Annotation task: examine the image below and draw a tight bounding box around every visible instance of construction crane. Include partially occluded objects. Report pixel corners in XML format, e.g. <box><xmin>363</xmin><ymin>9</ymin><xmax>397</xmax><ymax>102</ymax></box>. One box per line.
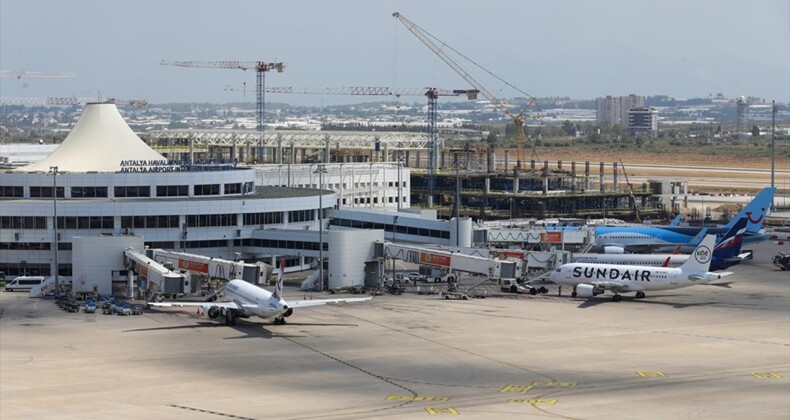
<box><xmin>393</xmin><ymin>12</ymin><xmax>536</xmax><ymax>171</ymax></box>
<box><xmin>226</xmin><ymin>85</ymin><xmax>479</xmax><ymax>207</ymax></box>
<box><xmin>160</xmin><ymin>60</ymin><xmax>284</xmax><ymax>132</ymax></box>
<box><xmin>0</xmin><ymin>70</ymin><xmax>76</xmax><ymax>79</ymax></box>
<box><xmin>0</xmin><ymin>97</ymin><xmax>147</xmax><ymax>107</ymax></box>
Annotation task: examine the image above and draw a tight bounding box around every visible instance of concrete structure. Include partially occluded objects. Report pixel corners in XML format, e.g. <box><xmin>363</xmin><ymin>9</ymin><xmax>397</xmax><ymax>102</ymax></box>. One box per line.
<box><xmin>327</xmin><ymin>229</ymin><xmax>384</xmax><ymax>289</ymax></box>
<box><xmin>71</xmin><ymin>235</ymin><xmax>144</xmax><ymax>296</ymax></box>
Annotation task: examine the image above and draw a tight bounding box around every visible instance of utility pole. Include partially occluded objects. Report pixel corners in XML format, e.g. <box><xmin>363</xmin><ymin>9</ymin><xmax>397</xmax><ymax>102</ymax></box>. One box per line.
<box><xmin>771</xmin><ymin>100</ymin><xmax>777</xmax><ymax>210</ymax></box>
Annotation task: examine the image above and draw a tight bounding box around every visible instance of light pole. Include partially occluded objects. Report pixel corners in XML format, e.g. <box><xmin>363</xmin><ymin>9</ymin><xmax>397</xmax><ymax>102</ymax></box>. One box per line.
<box><xmin>49</xmin><ymin>166</ymin><xmax>59</xmax><ymax>296</ymax></box>
<box><xmin>314</xmin><ymin>164</ymin><xmax>327</xmax><ymax>290</ymax></box>
<box><xmin>455</xmin><ymin>161</ymin><xmax>460</xmax><ymax>246</ymax></box>
<box><xmin>396</xmin><ymin>151</ymin><xmax>404</xmax><ymax>212</ymax></box>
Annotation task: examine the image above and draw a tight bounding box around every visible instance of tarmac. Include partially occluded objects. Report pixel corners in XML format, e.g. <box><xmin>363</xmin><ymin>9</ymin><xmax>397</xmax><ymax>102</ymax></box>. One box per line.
<box><xmin>1</xmin><ymin>240</ymin><xmax>788</xmax><ymax>419</ymax></box>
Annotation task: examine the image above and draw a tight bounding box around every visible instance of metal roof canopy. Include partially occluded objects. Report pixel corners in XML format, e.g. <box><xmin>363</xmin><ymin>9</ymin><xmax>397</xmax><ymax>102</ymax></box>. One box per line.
<box><xmin>143</xmin><ymin>129</ymin><xmax>431</xmax><ymax>151</ymax></box>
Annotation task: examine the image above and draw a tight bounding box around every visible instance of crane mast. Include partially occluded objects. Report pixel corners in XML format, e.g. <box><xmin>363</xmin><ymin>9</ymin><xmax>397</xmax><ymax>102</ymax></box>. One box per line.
<box><xmin>160</xmin><ymin>60</ymin><xmax>284</xmax><ymax>131</ymax></box>
<box><xmin>393</xmin><ymin>12</ymin><xmax>532</xmax><ymax>170</ymax></box>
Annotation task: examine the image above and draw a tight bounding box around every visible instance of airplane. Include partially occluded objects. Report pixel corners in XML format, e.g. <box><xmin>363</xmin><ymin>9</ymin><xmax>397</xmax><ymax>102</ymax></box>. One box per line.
<box><xmin>582</xmin><ymin>187</ymin><xmax>775</xmax><ymax>253</ymax></box>
<box><xmin>147</xmin><ymin>259</ymin><xmax>373</xmax><ymax>326</ymax></box>
<box><xmin>549</xmin><ymin>234</ymin><xmax>731</xmax><ymax>302</ymax></box>
<box><xmin>573</xmin><ymin>217</ymin><xmax>749</xmax><ymax>271</ymax></box>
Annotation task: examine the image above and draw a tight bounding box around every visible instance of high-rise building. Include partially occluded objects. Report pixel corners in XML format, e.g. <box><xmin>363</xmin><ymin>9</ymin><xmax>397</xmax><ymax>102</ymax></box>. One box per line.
<box><xmin>597</xmin><ymin>94</ymin><xmax>645</xmax><ymax>125</ymax></box>
<box><xmin>628</xmin><ymin>107</ymin><xmax>658</xmax><ymax>138</ymax></box>
<box><xmin>736</xmin><ymin>96</ymin><xmax>748</xmax><ymax>140</ymax></box>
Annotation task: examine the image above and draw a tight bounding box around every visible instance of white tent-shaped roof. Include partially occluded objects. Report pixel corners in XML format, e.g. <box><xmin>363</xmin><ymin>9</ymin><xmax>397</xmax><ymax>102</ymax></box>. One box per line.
<box><xmin>16</xmin><ymin>102</ymin><xmax>166</xmax><ymax>173</ymax></box>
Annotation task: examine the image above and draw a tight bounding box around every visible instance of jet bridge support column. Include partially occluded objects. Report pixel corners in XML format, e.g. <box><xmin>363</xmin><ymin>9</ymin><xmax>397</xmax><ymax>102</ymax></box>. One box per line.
<box><xmin>584</xmin><ymin>161</ymin><xmax>591</xmax><ymax>191</ymax></box>
<box><xmin>599</xmin><ymin>162</ymin><xmax>605</xmax><ymax>192</ymax></box>
<box><xmin>571</xmin><ymin>161</ymin><xmax>577</xmax><ymax>192</ymax></box>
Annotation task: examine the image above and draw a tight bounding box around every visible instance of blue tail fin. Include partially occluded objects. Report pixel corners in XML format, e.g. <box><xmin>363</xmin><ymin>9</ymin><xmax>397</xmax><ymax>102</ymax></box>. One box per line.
<box><xmin>726</xmin><ymin>187</ymin><xmax>775</xmax><ymax>234</ymax></box>
<box><xmin>688</xmin><ymin>228</ymin><xmax>708</xmax><ymax>247</ymax></box>
<box><xmin>668</xmin><ymin>214</ymin><xmax>682</xmax><ymax>227</ymax></box>
<box><xmin>714</xmin><ymin>217</ymin><xmax>747</xmax><ymax>258</ymax></box>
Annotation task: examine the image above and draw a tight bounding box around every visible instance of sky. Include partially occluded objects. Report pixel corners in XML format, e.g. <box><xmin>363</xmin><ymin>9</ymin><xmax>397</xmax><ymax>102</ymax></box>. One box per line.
<box><xmin>1</xmin><ymin>0</ymin><xmax>788</xmax><ymax>106</ymax></box>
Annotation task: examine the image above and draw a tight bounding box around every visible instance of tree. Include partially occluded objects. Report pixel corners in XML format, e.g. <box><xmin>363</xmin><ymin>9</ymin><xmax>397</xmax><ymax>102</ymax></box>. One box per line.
<box><xmin>751</xmin><ymin>125</ymin><xmax>760</xmax><ymax>137</ymax></box>
<box><xmin>561</xmin><ymin>120</ymin><xmax>576</xmax><ymax>136</ymax></box>
<box><xmin>485</xmin><ymin>127</ymin><xmax>499</xmax><ymax>144</ymax></box>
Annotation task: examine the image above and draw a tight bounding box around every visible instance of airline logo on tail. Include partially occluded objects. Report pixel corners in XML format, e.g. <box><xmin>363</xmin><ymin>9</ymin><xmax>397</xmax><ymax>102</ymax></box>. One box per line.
<box><xmin>694</xmin><ymin>245</ymin><xmax>711</xmax><ymax>264</ymax></box>
<box><xmin>273</xmin><ymin>258</ymin><xmax>285</xmax><ymax>300</ymax></box>
<box><xmin>745</xmin><ymin>210</ymin><xmax>764</xmax><ymax>225</ymax></box>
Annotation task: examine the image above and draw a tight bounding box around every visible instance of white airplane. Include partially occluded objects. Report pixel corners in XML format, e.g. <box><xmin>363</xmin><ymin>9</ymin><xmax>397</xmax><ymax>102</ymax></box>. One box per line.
<box><xmin>549</xmin><ymin>234</ymin><xmax>731</xmax><ymax>302</ymax></box>
<box><xmin>148</xmin><ymin>260</ymin><xmax>373</xmax><ymax>325</ymax></box>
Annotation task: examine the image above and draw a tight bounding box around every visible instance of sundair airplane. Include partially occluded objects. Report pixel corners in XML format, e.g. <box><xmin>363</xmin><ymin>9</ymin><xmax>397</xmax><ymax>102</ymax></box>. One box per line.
<box><xmin>549</xmin><ymin>234</ymin><xmax>730</xmax><ymax>301</ymax></box>
<box><xmin>147</xmin><ymin>260</ymin><xmax>372</xmax><ymax>325</ymax></box>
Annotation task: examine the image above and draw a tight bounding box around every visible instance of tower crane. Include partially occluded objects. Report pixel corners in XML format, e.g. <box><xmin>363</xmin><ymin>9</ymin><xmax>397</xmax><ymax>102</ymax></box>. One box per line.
<box><xmin>160</xmin><ymin>60</ymin><xmax>284</xmax><ymax>132</ymax></box>
<box><xmin>0</xmin><ymin>96</ymin><xmax>147</xmax><ymax>107</ymax></box>
<box><xmin>225</xmin><ymin>85</ymin><xmax>479</xmax><ymax>207</ymax></box>
<box><xmin>393</xmin><ymin>12</ymin><xmax>536</xmax><ymax>170</ymax></box>
<box><xmin>1</xmin><ymin>70</ymin><xmax>76</xmax><ymax>79</ymax></box>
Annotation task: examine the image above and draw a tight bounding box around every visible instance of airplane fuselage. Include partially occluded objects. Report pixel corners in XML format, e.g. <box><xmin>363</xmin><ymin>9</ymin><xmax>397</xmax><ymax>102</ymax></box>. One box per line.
<box><xmin>550</xmin><ymin>263</ymin><xmax>704</xmax><ymax>292</ymax></box>
<box><xmin>223</xmin><ymin>280</ymin><xmax>288</xmax><ymax>320</ymax></box>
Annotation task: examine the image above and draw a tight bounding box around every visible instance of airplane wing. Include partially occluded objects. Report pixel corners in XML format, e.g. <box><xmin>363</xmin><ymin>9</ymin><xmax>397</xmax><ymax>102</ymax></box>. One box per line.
<box><xmin>286</xmin><ymin>296</ymin><xmax>373</xmax><ymax>308</ymax></box>
<box><xmin>147</xmin><ymin>301</ymin><xmax>242</xmax><ymax>310</ymax></box>
<box><xmin>590</xmin><ymin>280</ymin><xmax>644</xmax><ymax>292</ymax></box>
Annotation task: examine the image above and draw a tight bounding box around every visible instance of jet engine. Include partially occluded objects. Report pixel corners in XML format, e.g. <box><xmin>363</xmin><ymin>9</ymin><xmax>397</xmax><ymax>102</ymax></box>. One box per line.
<box><xmin>207</xmin><ymin>306</ymin><xmax>221</xmax><ymax>319</ymax></box>
<box><xmin>603</xmin><ymin>246</ymin><xmax>625</xmax><ymax>254</ymax></box>
<box><xmin>575</xmin><ymin>283</ymin><xmax>604</xmax><ymax>297</ymax></box>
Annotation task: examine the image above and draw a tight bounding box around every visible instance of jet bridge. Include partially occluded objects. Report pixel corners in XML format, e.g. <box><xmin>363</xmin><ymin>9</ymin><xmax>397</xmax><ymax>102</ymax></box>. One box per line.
<box><xmin>376</xmin><ymin>242</ymin><xmax>520</xmax><ymax>280</ymax></box>
<box><xmin>146</xmin><ymin>249</ymin><xmax>273</xmax><ymax>286</ymax></box>
<box><xmin>124</xmin><ymin>249</ymin><xmax>185</xmax><ymax>298</ymax></box>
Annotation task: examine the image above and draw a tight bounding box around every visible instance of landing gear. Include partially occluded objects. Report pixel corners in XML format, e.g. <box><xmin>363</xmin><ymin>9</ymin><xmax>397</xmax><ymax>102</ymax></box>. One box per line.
<box><xmin>529</xmin><ymin>287</ymin><xmax>538</xmax><ymax>295</ymax></box>
<box><xmin>571</xmin><ymin>291</ymin><xmax>578</xmax><ymax>298</ymax></box>
<box><xmin>538</xmin><ymin>286</ymin><xmax>548</xmax><ymax>294</ymax></box>
<box><xmin>274</xmin><ymin>317</ymin><xmax>286</xmax><ymax>325</ymax></box>
<box><xmin>635</xmin><ymin>291</ymin><xmax>646</xmax><ymax>299</ymax></box>
<box><xmin>612</xmin><ymin>294</ymin><xmax>622</xmax><ymax>302</ymax></box>
<box><xmin>225</xmin><ymin>312</ymin><xmax>237</xmax><ymax>326</ymax></box>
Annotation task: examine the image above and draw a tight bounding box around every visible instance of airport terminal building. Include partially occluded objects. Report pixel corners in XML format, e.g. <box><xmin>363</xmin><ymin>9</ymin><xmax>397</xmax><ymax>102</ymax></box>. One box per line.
<box><xmin>0</xmin><ymin>103</ymin><xmax>334</xmax><ymax>280</ymax></box>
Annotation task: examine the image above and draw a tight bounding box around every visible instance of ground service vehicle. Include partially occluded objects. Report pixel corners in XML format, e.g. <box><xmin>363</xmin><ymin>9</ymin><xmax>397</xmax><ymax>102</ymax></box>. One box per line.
<box><xmin>773</xmin><ymin>252</ymin><xmax>789</xmax><ymax>271</ymax></box>
<box><xmin>4</xmin><ymin>276</ymin><xmax>45</xmax><ymax>292</ymax></box>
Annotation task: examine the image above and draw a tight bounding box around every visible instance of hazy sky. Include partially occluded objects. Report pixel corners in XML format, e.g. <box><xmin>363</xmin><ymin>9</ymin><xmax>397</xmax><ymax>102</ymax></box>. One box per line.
<box><xmin>1</xmin><ymin>0</ymin><xmax>788</xmax><ymax>105</ymax></box>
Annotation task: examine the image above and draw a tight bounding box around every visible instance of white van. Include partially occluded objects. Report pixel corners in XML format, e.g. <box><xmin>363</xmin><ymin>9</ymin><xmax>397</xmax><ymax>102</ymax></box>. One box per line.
<box><xmin>5</xmin><ymin>276</ymin><xmax>45</xmax><ymax>292</ymax></box>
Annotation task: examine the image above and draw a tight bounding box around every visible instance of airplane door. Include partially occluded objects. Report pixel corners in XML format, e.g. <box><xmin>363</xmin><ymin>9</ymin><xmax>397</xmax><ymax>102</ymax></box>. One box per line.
<box><xmin>670</xmin><ymin>272</ymin><xmax>678</xmax><ymax>284</ymax></box>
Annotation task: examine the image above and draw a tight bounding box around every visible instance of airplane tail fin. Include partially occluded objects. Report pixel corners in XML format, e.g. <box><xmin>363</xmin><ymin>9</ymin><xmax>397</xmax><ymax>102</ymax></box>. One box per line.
<box><xmin>727</xmin><ymin>187</ymin><xmax>775</xmax><ymax>233</ymax></box>
<box><xmin>713</xmin><ymin>217</ymin><xmax>747</xmax><ymax>258</ymax></box>
<box><xmin>688</xmin><ymin>228</ymin><xmax>708</xmax><ymax>247</ymax></box>
<box><xmin>680</xmin><ymin>234</ymin><xmax>716</xmax><ymax>273</ymax></box>
<box><xmin>668</xmin><ymin>214</ymin><xmax>682</xmax><ymax>227</ymax></box>
<box><xmin>273</xmin><ymin>257</ymin><xmax>285</xmax><ymax>300</ymax></box>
